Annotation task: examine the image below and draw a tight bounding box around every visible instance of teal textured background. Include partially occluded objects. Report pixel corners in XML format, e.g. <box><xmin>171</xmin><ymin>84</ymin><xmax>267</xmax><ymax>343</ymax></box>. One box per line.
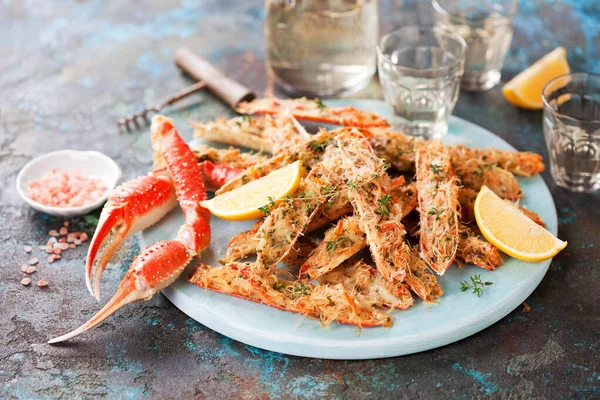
<box><xmin>0</xmin><ymin>0</ymin><xmax>598</xmax><ymax>398</ymax></box>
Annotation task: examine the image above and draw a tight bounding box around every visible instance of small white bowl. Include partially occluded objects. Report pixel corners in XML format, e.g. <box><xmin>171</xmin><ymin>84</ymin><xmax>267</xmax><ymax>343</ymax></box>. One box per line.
<box><xmin>16</xmin><ymin>150</ymin><xmax>122</xmax><ymax>217</ymax></box>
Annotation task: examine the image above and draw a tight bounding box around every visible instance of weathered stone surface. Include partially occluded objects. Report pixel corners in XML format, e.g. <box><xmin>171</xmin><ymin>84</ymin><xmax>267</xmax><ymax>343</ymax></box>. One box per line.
<box><xmin>1</xmin><ymin>0</ymin><xmax>598</xmax><ymax>398</ymax></box>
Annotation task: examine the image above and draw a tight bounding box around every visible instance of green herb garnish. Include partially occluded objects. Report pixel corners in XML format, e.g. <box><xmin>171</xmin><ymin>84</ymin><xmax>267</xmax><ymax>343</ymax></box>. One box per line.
<box><xmin>258</xmin><ymin>196</ymin><xmax>276</xmax><ymax>215</ymax></box>
<box><xmin>460</xmin><ymin>274</ymin><xmax>493</xmax><ymax>297</ymax></box>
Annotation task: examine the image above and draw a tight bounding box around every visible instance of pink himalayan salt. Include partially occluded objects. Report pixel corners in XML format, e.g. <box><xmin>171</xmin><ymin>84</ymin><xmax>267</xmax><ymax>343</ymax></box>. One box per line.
<box><xmin>28</xmin><ymin>169</ymin><xmax>107</xmax><ymax>208</ymax></box>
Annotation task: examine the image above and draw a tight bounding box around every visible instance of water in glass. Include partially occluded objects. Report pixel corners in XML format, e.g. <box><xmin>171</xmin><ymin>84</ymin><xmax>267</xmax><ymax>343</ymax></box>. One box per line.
<box><xmin>265</xmin><ymin>0</ymin><xmax>378</xmax><ymax>97</ymax></box>
<box><xmin>378</xmin><ymin>26</ymin><xmax>465</xmax><ymax>139</ymax></box>
<box><xmin>433</xmin><ymin>0</ymin><xmax>517</xmax><ymax>91</ymax></box>
<box><xmin>543</xmin><ymin>73</ymin><xmax>600</xmax><ymax>192</ymax></box>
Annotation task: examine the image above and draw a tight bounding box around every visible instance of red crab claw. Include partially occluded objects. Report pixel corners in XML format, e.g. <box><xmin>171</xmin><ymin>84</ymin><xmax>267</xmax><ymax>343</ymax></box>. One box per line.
<box><xmin>198</xmin><ymin>160</ymin><xmax>242</xmax><ymax>191</ymax></box>
<box><xmin>85</xmin><ymin>169</ymin><xmax>177</xmax><ymax>301</ymax></box>
<box><xmin>50</xmin><ymin>116</ymin><xmax>210</xmax><ymax>343</ymax></box>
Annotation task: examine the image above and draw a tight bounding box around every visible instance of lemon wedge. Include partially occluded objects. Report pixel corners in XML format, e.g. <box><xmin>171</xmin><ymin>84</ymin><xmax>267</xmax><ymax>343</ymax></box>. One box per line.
<box><xmin>474</xmin><ymin>186</ymin><xmax>567</xmax><ymax>262</ymax></box>
<box><xmin>502</xmin><ymin>47</ymin><xmax>570</xmax><ymax>110</ymax></box>
<box><xmin>201</xmin><ymin>161</ymin><xmax>303</xmax><ymax>221</ymax></box>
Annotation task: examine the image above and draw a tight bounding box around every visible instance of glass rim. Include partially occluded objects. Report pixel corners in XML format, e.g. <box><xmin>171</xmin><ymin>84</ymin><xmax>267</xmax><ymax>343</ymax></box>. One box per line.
<box><xmin>431</xmin><ymin>0</ymin><xmax>518</xmax><ymax>22</ymax></box>
<box><xmin>542</xmin><ymin>72</ymin><xmax>600</xmax><ymax>124</ymax></box>
<box><xmin>377</xmin><ymin>25</ymin><xmax>467</xmax><ymax>74</ymax></box>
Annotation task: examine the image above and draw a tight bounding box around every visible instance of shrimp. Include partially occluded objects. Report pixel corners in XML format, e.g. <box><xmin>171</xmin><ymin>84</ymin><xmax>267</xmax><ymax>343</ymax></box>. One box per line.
<box><xmin>318</xmin><ymin>260</ymin><xmax>414</xmax><ymax>310</ymax></box>
<box><xmin>449</xmin><ymin>145</ymin><xmax>544</xmax><ymax>177</ymax></box>
<box><xmin>415</xmin><ymin>141</ymin><xmax>460</xmax><ymax>275</ymax></box>
<box><xmin>189</xmin><ymin>262</ymin><xmax>392</xmax><ymax>327</ymax></box>
<box><xmin>237</xmin><ymin>97</ymin><xmax>390</xmax><ymax>128</ymax></box>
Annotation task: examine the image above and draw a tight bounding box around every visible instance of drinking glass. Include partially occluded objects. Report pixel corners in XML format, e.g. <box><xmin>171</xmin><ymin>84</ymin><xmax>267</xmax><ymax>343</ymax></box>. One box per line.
<box><xmin>265</xmin><ymin>0</ymin><xmax>378</xmax><ymax>97</ymax></box>
<box><xmin>543</xmin><ymin>73</ymin><xmax>600</xmax><ymax>192</ymax></box>
<box><xmin>432</xmin><ymin>0</ymin><xmax>518</xmax><ymax>91</ymax></box>
<box><xmin>377</xmin><ymin>25</ymin><xmax>466</xmax><ymax>139</ymax></box>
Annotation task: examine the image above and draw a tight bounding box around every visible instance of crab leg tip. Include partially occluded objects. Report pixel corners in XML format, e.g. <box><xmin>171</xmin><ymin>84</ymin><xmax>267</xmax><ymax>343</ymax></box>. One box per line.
<box><xmin>48</xmin><ymin>276</ymin><xmax>141</xmax><ymax>344</ymax></box>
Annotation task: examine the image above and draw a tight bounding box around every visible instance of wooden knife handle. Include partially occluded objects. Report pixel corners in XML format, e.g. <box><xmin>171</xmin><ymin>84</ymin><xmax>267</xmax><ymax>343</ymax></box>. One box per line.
<box><xmin>175</xmin><ymin>47</ymin><xmax>256</xmax><ymax>109</ymax></box>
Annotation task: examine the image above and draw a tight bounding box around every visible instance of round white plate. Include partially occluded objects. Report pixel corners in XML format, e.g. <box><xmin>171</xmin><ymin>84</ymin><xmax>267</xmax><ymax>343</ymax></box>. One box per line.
<box><xmin>142</xmin><ymin>99</ymin><xmax>557</xmax><ymax>360</ymax></box>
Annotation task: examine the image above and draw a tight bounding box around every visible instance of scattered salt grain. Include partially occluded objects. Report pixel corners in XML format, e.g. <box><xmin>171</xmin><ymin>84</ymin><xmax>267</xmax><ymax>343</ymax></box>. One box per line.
<box><xmin>24</xmin><ymin>245</ymin><xmax>32</xmax><ymax>253</ymax></box>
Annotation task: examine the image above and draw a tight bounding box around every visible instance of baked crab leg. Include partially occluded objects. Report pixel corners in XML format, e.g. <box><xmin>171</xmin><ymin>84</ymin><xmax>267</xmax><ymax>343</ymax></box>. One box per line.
<box><xmin>415</xmin><ymin>141</ymin><xmax>461</xmax><ymax>275</ymax></box>
<box><xmin>236</xmin><ymin>97</ymin><xmax>391</xmax><ymax>128</ymax></box>
<box><xmin>49</xmin><ymin>116</ymin><xmax>211</xmax><ymax>343</ymax></box>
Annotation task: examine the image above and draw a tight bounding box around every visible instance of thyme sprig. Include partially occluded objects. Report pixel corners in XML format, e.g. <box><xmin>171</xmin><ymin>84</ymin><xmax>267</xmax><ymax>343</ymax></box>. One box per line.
<box><xmin>258</xmin><ymin>196</ymin><xmax>276</xmax><ymax>215</ymax></box>
<box><xmin>375</xmin><ymin>194</ymin><xmax>393</xmax><ymax>217</ymax></box>
<box><xmin>460</xmin><ymin>274</ymin><xmax>493</xmax><ymax>297</ymax></box>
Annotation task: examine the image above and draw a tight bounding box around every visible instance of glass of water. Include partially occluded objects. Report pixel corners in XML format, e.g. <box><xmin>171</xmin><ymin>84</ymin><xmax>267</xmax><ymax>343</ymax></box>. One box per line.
<box><xmin>377</xmin><ymin>25</ymin><xmax>466</xmax><ymax>139</ymax></box>
<box><xmin>265</xmin><ymin>0</ymin><xmax>378</xmax><ymax>97</ymax></box>
<box><xmin>432</xmin><ymin>0</ymin><xmax>518</xmax><ymax>91</ymax></box>
<box><xmin>543</xmin><ymin>73</ymin><xmax>600</xmax><ymax>192</ymax></box>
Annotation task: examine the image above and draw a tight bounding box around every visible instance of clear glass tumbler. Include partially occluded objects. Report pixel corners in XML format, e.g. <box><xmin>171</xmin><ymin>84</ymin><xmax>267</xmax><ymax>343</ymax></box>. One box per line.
<box><xmin>432</xmin><ymin>0</ymin><xmax>518</xmax><ymax>91</ymax></box>
<box><xmin>377</xmin><ymin>25</ymin><xmax>466</xmax><ymax>139</ymax></box>
<box><xmin>265</xmin><ymin>0</ymin><xmax>379</xmax><ymax>97</ymax></box>
<box><xmin>543</xmin><ymin>73</ymin><xmax>600</xmax><ymax>192</ymax></box>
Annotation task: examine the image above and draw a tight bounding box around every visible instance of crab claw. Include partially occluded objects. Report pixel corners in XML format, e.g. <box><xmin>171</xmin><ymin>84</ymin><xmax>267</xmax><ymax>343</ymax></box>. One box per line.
<box><xmin>50</xmin><ymin>240</ymin><xmax>192</xmax><ymax>344</ymax></box>
<box><xmin>85</xmin><ymin>170</ymin><xmax>177</xmax><ymax>301</ymax></box>
<box><xmin>198</xmin><ymin>160</ymin><xmax>242</xmax><ymax>191</ymax></box>
<box><xmin>50</xmin><ymin>115</ymin><xmax>211</xmax><ymax>343</ymax></box>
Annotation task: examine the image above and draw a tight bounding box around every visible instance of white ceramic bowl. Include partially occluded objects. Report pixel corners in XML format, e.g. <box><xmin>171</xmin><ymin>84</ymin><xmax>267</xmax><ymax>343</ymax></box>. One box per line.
<box><xmin>16</xmin><ymin>150</ymin><xmax>122</xmax><ymax>217</ymax></box>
